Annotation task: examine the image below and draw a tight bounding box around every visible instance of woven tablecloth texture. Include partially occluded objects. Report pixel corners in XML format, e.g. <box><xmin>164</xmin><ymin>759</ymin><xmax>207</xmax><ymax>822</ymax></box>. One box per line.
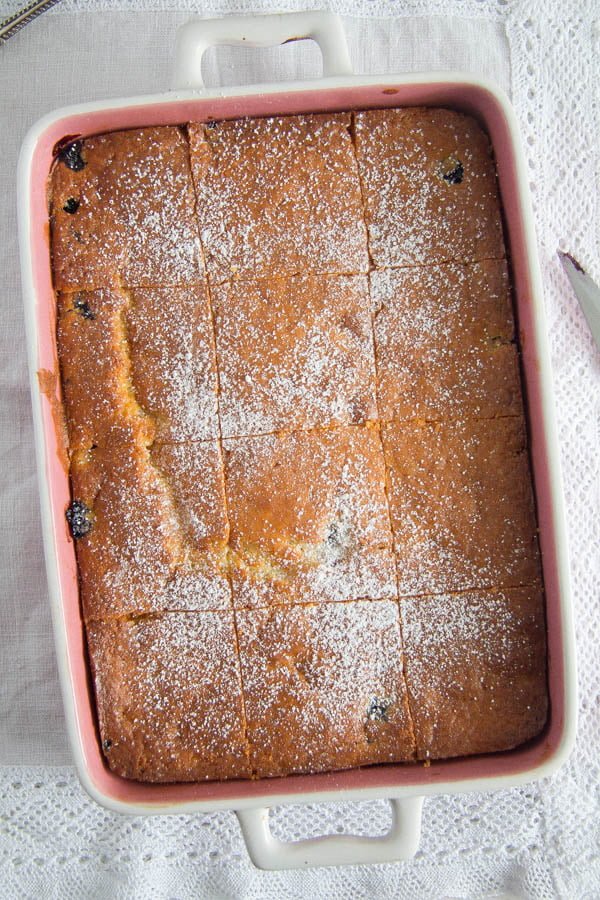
<box><xmin>0</xmin><ymin>0</ymin><xmax>598</xmax><ymax>896</ymax></box>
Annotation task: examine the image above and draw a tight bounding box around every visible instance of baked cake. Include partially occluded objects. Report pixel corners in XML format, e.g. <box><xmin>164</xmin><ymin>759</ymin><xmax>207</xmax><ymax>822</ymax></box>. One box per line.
<box><xmin>49</xmin><ymin>108</ymin><xmax>548</xmax><ymax>783</ymax></box>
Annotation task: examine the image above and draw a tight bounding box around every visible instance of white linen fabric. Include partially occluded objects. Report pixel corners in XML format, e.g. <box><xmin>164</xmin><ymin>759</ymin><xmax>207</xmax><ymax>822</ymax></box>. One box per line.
<box><xmin>0</xmin><ymin>0</ymin><xmax>598</xmax><ymax>896</ymax></box>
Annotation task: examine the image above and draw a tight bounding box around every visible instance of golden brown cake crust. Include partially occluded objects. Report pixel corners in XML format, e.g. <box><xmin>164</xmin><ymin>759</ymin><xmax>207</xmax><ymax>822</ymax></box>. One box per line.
<box><xmin>354</xmin><ymin>108</ymin><xmax>505</xmax><ymax>267</ymax></box>
<box><xmin>382</xmin><ymin>416</ymin><xmax>541</xmax><ymax>597</ymax></box>
<box><xmin>401</xmin><ymin>585</ymin><xmax>548</xmax><ymax>760</ymax></box>
<box><xmin>213</xmin><ymin>275</ymin><xmax>377</xmax><ymax>437</ymax></box>
<box><xmin>50</xmin><ymin>109</ymin><xmax>549</xmax><ymax>784</ymax></box>
<box><xmin>236</xmin><ymin>601</ymin><xmax>416</xmax><ymax>777</ymax></box>
<box><xmin>71</xmin><ymin>433</ymin><xmax>231</xmax><ymax>619</ymax></box>
<box><xmin>372</xmin><ymin>260</ymin><xmax>521</xmax><ymax>422</ymax></box>
<box><xmin>50</xmin><ymin>127</ymin><xmax>203</xmax><ymax>290</ymax></box>
<box><xmin>87</xmin><ymin>612</ymin><xmax>250</xmax><ymax>781</ymax></box>
<box><xmin>223</xmin><ymin>427</ymin><xmax>397</xmax><ymax>609</ymax></box>
<box><xmin>57</xmin><ymin>287</ymin><xmax>152</xmax><ymax>452</ymax></box>
<box><xmin>188</xmin><ymin>114</ymin><xmax>369</xmax><ymax>282</ymax></box>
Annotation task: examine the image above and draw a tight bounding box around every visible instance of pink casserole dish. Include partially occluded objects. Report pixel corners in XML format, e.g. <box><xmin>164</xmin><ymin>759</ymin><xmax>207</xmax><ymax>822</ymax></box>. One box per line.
<box><xmin>18</xmin><ymin>12</ymin><xmax>576</xmax><ymax>869</ymax></box>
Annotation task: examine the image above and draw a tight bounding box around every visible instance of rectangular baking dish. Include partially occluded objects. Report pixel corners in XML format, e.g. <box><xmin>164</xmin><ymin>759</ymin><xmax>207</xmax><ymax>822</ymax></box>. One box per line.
<box><xmin>18</xmin><ymin>12</ymin><xmax>576</xmax><ymax>869</ymax></box>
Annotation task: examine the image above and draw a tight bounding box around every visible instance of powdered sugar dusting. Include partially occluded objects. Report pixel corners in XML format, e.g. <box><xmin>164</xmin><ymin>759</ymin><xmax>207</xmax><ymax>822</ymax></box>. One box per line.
<box><xmin>50</xmin><ymin>127</ymin><xmax>204</xmax><ymax>290</ymax></box>
<box><xmin>223</xmin><ymin>427</ymin><xmax>397</xmax><ymax>608</ymax></box>
<box><xmin>87</xmin><ymin>612</ymin><xmax>249</xmax><ymax>781</ymax></box>
<box><xmin>401</xmin><ymin>586</ymin><xmax>548</xmax><ymax>760</ymax></box>
<box><xmin>382</xmin><ymin>417</ymin><xmax>541</xmax><ymax>597</ymax></box>
<box><xmin>354</xmin><ymin>108</ymin><xmax>505</xmax><ymax>267</ymax></box>
<box><xmin>214</xmin><ymin>275</ymin><xmax>377</xmax><ymax>437</ymax></box>
<box><xmin>236</xmin><ymin>601</ymin><xmax>415</xmax><ymax>776</ymax></box>
<box><xmin>150</xmin><ymin>440</ymin><xmax>228</xmax><ymax>550</ymax></box>
<box><xmin>158</xmin><ymin>562</ymin><xmax>231</xmax><ymax>612</ymax></box>
<box><xmin>188</xmin><ymin>114</ymin><xmax>369</xmax><ymax>283</ymax></box>
<box><xmin>127</xmin><ymin>285</ymin><xmax>220</xmax><ymax>443</ymax></box>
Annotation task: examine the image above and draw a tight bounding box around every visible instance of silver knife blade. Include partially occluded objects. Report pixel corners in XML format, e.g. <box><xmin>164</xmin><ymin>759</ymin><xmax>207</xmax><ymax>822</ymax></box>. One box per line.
<box><xmin>558</xmin><ymin>251</ymin><xmax>600</xmax><ymax>352</ymax></box>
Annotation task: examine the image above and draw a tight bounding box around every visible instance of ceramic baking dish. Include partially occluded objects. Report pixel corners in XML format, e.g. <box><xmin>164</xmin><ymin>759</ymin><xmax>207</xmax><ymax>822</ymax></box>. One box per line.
<box><xmin>18</xmin><ymin>12</ymin><xmax>576</xmax><ymax>869</ymax></box>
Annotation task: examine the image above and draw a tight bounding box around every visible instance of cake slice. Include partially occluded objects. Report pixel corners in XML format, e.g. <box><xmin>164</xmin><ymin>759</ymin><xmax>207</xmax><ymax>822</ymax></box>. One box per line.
<box><xmin>382</xmin><ymin>417</ymin><xmax>541</xmax><ymax>596</ymax></box>
<box><xmin>236</xmin><ymin>601</ymin><xmax>416</xmax><ymax>777</ymax></box>
<box><xmin>401</xmin><ymin>585</ymin><xmax>548</xmax><ymax>760</ymax></box>
<box><xmin>213</xmin><ymin>275</ymin><xmax>377</xmax><ymax>437</ymax></box>
<box><xmin>354</xmin><ymin>108</ymin><xmax>505</xmax><ymax>267</ymax></box>
<box><xmin>70</xmin><ymin>431</ymin><xmax>231</xmax><ymax>619</ymax></box>
<box><xmin>50</xmin><ymin>126</ymin><xmax>203</xmax><ymax>290</ymax></box>
<box><xmin>223</xmin><ymin>426</ymin><xmax>396</xmax><ymax>608</ymax></box>
<box><xmin>57</xmin><ymin>284</ymin><xmax>220</xmax><ymax>449</ymax></box>
<box><xmin>371</xmin><ymin>260</ymin><xmax>521</xmax><ymax>422</ymax></box>
<box><xmin>87</xmin><ymin>611</ymin><xmax>250</xmax><ymax>781</ymax></box>
<box><xmin>188</xmin><ymin>114</ymin><xmax>369</xmax><ymax>282</ymax></box>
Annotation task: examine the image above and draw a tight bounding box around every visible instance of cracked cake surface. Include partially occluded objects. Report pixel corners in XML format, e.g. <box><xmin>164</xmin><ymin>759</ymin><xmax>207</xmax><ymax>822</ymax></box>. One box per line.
<box><xmin>51</xmin><ymin>111</ymin><xmax>548</xmax><ymax>783</ymax></box>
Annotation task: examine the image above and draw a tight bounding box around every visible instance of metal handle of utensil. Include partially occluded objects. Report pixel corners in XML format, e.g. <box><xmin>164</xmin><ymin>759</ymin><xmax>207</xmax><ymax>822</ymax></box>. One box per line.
<box><xmin>0</xmin><ymin>0</ymin><xmax>62</xmax><ymax>43</ymax></box>
<box><xmin>236</xmin><ymin>797</ymin><xmax>423</xmax><ymax>870</ymax></box>
<box><xmin>172</xmin><ymin>11</ymin><xmax>353</xmax><ymax>92</ymax></box>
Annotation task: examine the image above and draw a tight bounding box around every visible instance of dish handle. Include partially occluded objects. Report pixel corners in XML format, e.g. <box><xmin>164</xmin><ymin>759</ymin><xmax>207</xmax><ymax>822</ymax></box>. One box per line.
<box><xmin>236</xmin><ymin>796</ymin><xmax>423</xmax><ymax>870</ymax></box>
<box><xmin>172</xmin><ymin>11</ymin><xmax>353</xmax><ymax>92</ymax></box>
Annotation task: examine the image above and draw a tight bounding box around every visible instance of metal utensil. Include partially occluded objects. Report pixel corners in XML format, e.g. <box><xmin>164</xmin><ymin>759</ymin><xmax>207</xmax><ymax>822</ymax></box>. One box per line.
<box><xmin>558</xmin><ymin>250</ymin><xmax>600</xmax><ymax>351</ymax></box>
<box><xmin>0</xmin><ymin>0</ymin><xmax>62</xmax><ymax>43</ymax></box>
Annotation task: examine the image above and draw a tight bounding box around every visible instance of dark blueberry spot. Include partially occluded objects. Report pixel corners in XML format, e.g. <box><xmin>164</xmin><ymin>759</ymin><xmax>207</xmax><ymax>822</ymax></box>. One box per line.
<box><xmin>59</xmin><ymin>141</ymin><xmax>86</xmax><ymax>171</ymax></box>
<box><xmin>63</xmin><ymin>197</ymin><xmax>80</xmax><ymax>214</ymax></box>
<box><xmin>73</xmin><ymin>295</ymin><xmax>95</xmax><ymax>320</ymax></box>
<box><xmin>205</xmin><ymin>120</ymin><xmax>218</xmax><ymax>129</ymax></box>
<box><xmin>103</xmin><ymin>739</ymin><xmax>112</xmax><ymax>751</ymax></box>
<box><xmin>66</xmin><ymin>500</ymin><xmax>93</xmax><ymax>539</ymax></box>
<box><xmin>73</xmin><ymin>230</ymin><xmax>85</xmax><ymax>244</ymax></box>
<box><xmin>327</xmin><ymin>522</ymin><xmax>340</xmax><ymax>547</ymax></box>
<box><xmin>439</xmin><ymin>156</ymin><xmax>464</xmax><ymax>185</ymax></box>
<box><xmin>367</xmin><ymin>697</ymin><xmax>390</xmax><ymax>721</ymax></box>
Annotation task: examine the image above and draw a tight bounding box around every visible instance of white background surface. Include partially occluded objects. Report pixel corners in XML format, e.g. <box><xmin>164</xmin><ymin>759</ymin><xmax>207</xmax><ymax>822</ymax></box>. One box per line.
<box><xmin>0</xmin><ymin>0</ymin><xmax>598</xmax><ymax>896</ymax></box>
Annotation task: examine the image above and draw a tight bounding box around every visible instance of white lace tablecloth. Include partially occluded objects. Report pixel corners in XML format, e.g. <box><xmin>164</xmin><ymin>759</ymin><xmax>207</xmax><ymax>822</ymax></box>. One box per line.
<box><xmin>0</xmin><ymin>0</ymin><xmax>598</xmax><ymax>896</ymax></box>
